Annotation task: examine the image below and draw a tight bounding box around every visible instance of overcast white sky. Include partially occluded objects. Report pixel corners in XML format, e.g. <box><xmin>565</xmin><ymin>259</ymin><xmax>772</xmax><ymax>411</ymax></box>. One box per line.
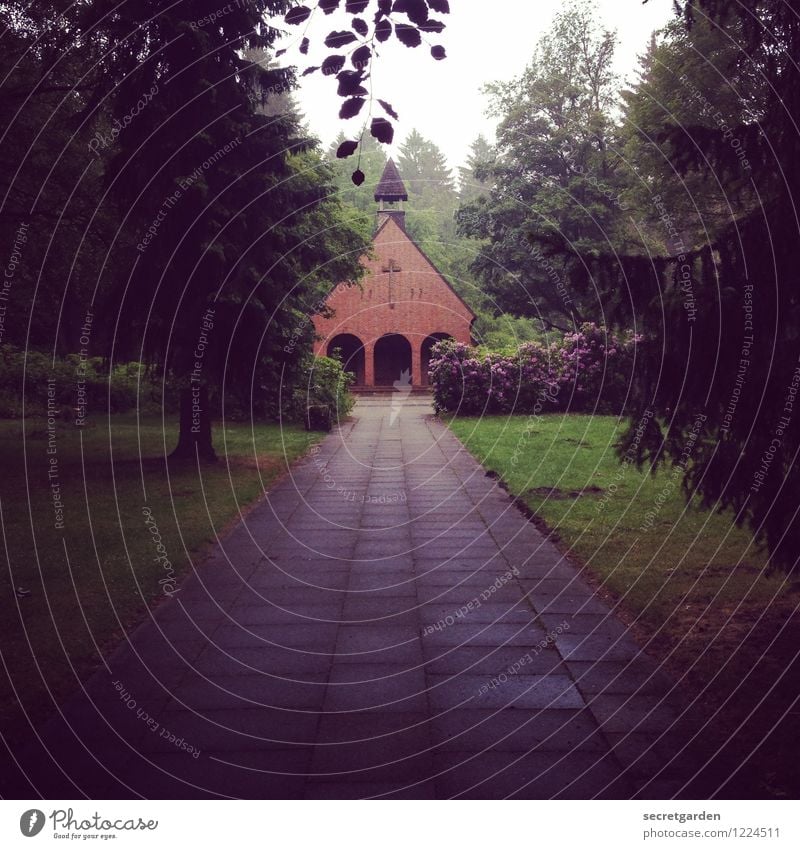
<box><xmin>275</xmin><ymin>0</ymin><xmax>677</xmax><ymax>170</ymax></box>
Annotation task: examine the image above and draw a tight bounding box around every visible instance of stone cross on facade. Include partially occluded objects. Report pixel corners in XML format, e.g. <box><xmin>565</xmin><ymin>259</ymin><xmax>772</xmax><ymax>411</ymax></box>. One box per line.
<box><xmin>382</xmin><ymin>259</ymin><xmax>401</xmax><ymax>308</ymax></box>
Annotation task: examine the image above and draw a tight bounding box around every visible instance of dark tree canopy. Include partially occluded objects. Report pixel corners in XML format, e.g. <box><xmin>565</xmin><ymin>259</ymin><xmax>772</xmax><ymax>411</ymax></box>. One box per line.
<box><xmin>0</xmin><ymin>0</ymin><xmax>370</xmax><ymax>456</ymax></box>
<box><xmin>598</xmin><ymin>1</ymin><xmax>800</xmax><ymax>571</ymax></box>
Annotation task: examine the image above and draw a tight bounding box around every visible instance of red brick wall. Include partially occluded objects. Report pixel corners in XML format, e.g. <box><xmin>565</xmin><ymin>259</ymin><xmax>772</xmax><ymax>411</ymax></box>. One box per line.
<box><xmin>312</xmin><ymin>213</ymin><xmax>475</xmax><ymax>386</ymax></box>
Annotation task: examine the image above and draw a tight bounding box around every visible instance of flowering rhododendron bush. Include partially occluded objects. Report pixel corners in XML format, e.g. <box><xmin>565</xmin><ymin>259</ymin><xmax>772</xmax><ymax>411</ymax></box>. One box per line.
<box><xmin>428</xmin><ymin>324</ymin><xmax>641</xmax><ymax>415</ymax></box>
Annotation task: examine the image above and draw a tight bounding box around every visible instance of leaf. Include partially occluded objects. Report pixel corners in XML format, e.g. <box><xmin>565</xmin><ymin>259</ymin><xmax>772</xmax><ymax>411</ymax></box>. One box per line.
<box><xmin>352</xmin><ymin>168</ymin><xmax>366</xmax><ymax>186</ymax></box>
<box><xmin>285</xmin><ymin>5</ymin><xmax>311</xmax><ymax>25</ymax></box>
<box><xmin>428</xmin><ymin>0</ymin><xmax>450</xmax><ymax>12</ymax></box>
<box><xmin>395</xmin><ymin>23</ymin><xmax>422</xmax><ymax>48</ymax></box>
<box><xmin>351</xmin><ymin>45</ymin><xmax>371</xmax><ymax>68</ymax></box>
<box><xmin>393</xmin><ymin>0</ymin><xmax>428</xmax><ymax>26</ymax></box>
<box><xmin>299</xmin><ymin>37</ymin><xmax>309</xmax><ymax>55</ymax></box>
<box><xmin>351</xmin><ymin>17</ymin><xmax>368</xmax><ymax>36</ymax></box>
<box><xmin>376</xmin><ymin>0</ymin><xmax>392</xmax><ymax>17</ymax></box>
<box><xmin>374</xmin><ymin>19</ymin><xmax>392</xmax><ymax>42</ymax></box>
<box><xmin>431</xmin><ymin>45</ymin><xmax>446</xmax><ymax>60</ymax></box>
<box><xmin>339</xmin><ymin>97</ymin><xmax>366</xmax><ymax>119</ymax></box>
<box><xmin>319</xmin><ymin>0</ymin><xmax>340</xmax><ymax>13</ymax></box>
<box><xmin>337</xmin><ymin>71</ymin><xmax>368</xmax><ymax>96</ymax></box>
<box><xmin>345</xmin><ymin>0</ymin><xmax>370</xmax><ymax>13</ymax></box>
<box><xmin>378</xmin><ymin>98</ymin><xmax>399</xmax><ymax>120</ymax></box>
<box><xmin>371</xmin><ymin>117</ymin><xmax>394</xmax><ymax>144</ymax></box>
<box><xmin>420</xmin><ymin>18</ymin><xmax>445</xmax><ymax>34</ymax></box>
<box><xmin>325</xmin><ymin>30</ymin><xmax>358</xmax><ymax>49</ymax></box>
<box><xmin>321</xmin><ymin>54</ymin><xmax>346</xmax><ymax>75</ymax></box>
<box><xmin>302</xmin><ymin>65</ymin><xmax>320</xmax><ymax>76</ymax></box>
<box><xmin>337</xmin><ymin>140</ymin><xmax>359</xmax><ymax>159</ymax></box>
<box><xmin>275</xmin><ymin>48</ymin><xmax>287</xmax><ymax>57</ymax></box>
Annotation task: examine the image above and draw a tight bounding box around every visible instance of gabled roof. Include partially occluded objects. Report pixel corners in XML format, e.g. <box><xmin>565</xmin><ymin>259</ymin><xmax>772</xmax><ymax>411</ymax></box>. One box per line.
<box><xmin>374</xmin><ymin>158</ymin><xmax>408</xmax><ymax>202</ymax></box>
<box><xmin>373</xmin><ymin>213</ymin><xmax>476</xmax><ymax>321</ymax></box>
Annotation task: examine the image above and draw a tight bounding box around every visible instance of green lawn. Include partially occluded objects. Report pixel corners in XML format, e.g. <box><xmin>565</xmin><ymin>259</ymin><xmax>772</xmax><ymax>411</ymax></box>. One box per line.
<box><xmin>0</xmin><ymin>415</ymin><xmax>322</xmax><ymax>733</ymax></box>
<box><xmin>448</xmin><ymin>413</ymin><xmax>800</xmax><ymax>796</ymax></box>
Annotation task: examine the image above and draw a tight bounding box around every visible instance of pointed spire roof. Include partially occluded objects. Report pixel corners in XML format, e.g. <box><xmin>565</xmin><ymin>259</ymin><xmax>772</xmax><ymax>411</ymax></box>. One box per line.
<box><xmin>374</xmin><ymin>158</ymin><xmax>408</xmax><ymax>202</ymax></box>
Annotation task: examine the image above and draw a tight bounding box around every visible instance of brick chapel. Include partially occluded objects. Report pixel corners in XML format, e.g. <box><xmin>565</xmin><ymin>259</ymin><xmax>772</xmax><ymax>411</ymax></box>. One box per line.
<box><xmin>312</xmin><ymin>159</ymin><xmax>475</xmax><ymax>388</ymax></box>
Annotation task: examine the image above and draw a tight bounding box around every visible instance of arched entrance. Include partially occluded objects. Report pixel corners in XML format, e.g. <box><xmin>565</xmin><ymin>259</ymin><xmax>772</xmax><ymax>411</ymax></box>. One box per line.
<box><xmin>421</xmin><ymin>333</ymin><xmax>452</xmax><ymax>386</ymax></box>
<box><xmin>327</xmin><ymin>334</ymin><xmax>365</xmax><ymax>385</ymax></box>
<box><xmin>374</xmin><ymin>334</ymin><xmax>412</xmax><ymax>386</ymax></box>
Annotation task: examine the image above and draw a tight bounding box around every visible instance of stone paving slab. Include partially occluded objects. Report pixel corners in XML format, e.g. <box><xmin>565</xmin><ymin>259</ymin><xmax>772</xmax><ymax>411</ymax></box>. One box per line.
<box><xmin>8</xmin><ymin>396</ymin><xmax>700</xmax><ymax>800</ymax></box>
<box><xmin>430</xmin><ymin>708</ymin><xmax>608</xmax><ymax>754</ymax></box>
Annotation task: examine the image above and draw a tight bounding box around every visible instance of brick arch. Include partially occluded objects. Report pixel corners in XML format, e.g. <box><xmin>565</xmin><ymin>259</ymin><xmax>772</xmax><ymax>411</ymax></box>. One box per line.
<box><xmin>374</xmin><ymin>334</ymin><xmax>412</xmax><ymax>386</ymax></box>
<box><xmin>327</xmin><ymin>333</ymin><xmax>365</xmax><ymax>386</ymax></box>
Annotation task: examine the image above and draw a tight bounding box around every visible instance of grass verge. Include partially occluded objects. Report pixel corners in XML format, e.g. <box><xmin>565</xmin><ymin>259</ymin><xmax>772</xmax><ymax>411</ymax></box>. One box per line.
<box><xmin>448</xmin><ymin>412</ymin><xmax>800</xmax><ymax>797</ymax></box>
<box><xmin>0</xmin><ymin>415</ymin><xmax>322</xmax><ymax>735</ymax></box>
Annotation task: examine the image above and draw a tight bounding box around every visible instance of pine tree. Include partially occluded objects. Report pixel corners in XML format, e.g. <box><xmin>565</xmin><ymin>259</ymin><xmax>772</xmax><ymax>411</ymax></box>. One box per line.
<box><xmin>618</xmin><ymin>16</ymin><xmax>762</xmax><ymax>253</ymax></box>
<box><xmin>458</xmin><ymin>135</ymin><xmax>495</xmax><ymax>205</ymax></box>
<box><xmin>609</xmin><ymin>0</ymin><xmax>800</xmax><ymax>571</ymax></box>
<box><xmin>397</xmin><ymin>129</ymin><xmax>456</xmax><ymax>197</ymax></box>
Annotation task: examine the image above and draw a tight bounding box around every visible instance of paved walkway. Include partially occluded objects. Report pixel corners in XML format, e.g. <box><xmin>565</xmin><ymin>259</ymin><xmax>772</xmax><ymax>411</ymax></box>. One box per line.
<box><xmin>11</xmin><ymin>398</ymin><xmax>699</xmax><ymax>799</ymax></box>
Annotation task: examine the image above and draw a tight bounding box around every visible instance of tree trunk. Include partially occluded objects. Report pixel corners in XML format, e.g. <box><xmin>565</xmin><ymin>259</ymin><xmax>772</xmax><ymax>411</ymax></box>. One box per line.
<box><xmin>169</xmin><ymin>384</ymin><xmax>217</xmax><ymax>462</ymax></box>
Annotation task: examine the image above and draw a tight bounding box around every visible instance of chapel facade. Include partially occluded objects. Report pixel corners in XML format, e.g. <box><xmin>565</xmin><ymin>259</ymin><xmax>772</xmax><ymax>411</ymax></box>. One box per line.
<box><xmin>312</xmin><ymin>159</ymin><xmax>475</xmax><ymax>388</ymax></box>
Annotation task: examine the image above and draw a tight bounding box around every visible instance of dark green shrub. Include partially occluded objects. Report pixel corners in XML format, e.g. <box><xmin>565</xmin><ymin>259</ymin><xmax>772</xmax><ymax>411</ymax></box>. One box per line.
<box><xmin>288</xmin><ymin>354</ymin><xmax>354</xmax><ymax>425</ymax></box>
<box><xmin>0</xmin><ymin>344</ymin><xmax>166</xmax><ymax>418</ymax></box>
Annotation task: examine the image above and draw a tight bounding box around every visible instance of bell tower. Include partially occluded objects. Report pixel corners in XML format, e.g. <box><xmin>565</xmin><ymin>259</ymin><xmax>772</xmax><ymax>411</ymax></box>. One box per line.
<box><xmin>374</xmin><ymin>158</ymin><xmax>408</xmax><ymax>229</ymax></box>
